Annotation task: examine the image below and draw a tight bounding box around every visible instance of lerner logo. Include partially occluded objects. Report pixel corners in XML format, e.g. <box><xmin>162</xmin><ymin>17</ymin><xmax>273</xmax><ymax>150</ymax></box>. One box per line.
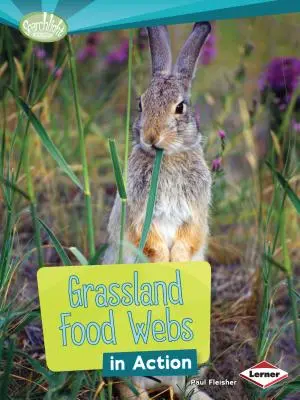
<box><xmin>19</xmin><ymin>12</ymin><xmax>68</xmax><ymax>43</ymax></box>
<box><xmin>239</xmin><ymin>361</ymin><xmax>288</xmax><ymax>389</ymax></box>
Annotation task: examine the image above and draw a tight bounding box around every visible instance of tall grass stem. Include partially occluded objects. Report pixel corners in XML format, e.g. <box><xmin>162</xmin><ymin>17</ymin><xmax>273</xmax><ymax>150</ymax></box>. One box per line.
<box><xmin>108</xmin><ymin>139</ymin><xmax>127</xmax><ymax>264</ymax></box>
<box><xmin>287</xmin><ymin>276</ymin><xmax>300</xmax><ymax>353</ymax></box>
<box><xmin>24</xmin><ymin>128</ymin><xmax>43</xmax><ymax>267</ymax></box>
<box><xmin>66</xmin><ymin>36</ymin><xmax>95</xmax><ymax>258</ymax></box>
<box><xmin>123</xmin><ymin>30</ymin><xmax>133</xmax><ymax>185</ymax></box>
<box><xmin>119</xmin><ymin>30</ymin><xmax>133</xmax><ymax>263</ymax></box>
<box><xmin>280</xmin><ymin>209</ymin><xmax>300</xmax><ymax>352</ymax></box>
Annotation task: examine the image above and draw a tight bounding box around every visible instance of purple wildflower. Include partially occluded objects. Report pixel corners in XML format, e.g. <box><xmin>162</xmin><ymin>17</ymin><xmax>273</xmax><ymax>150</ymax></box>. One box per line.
<box><xmin>217</xmin><ymin>129</ymin><xmax>226</xmax><ymax>152</ymax></box>
<box><xmin>218</xmin><ymin>129</ymin><xmax>226</xmax><ymax>139</ymax></box>
<box><xmin>279</xmin><ymin>103</ymin><xmax>286</xmax><ymax>111</ymax></box>
<box><xmin>199</xmin><ymin>24</ymin><xmax>217</xmax><ymax>65</ymax></box>
<box><xmin>292</xmin><ymin>119</ymin><xmax>300</xmax><ymax>132</ymax></box>
<box><xmin>76</xmin><ymin>33</ymin><xmax>102</xmax><ymax>62</ymax></box>
<box><xmin>54</xmin><ymin>67</ymin><xmax>63</xmax><ymax>79</ymax></box>
<box><xmin>106</xmin><ymin>40</ymin><xmax>129</xmax><ymax>64</ymax></box>
<box><xmin>77</xmin><ymin>44</ymin><xmax>98</xmax><ymax>62</ymax></box>
<box><xmin>212</xmin><ymin>157</ymin><xmax>222</xmax><ymax>172</ymax></box>
<box><xmin>45</xmin><ymin>59</ymin><xmax>63</xmax><ymax>79</ymax></box>
<box><xmin>46</xmin><ymin>59</ymin><xmax>55</xmax><ymax>70</ymax></box>
<box><xmin>34</xmin><ymin>47</ymin><xmax>46</xmax><ymax>60</ymax></box>
<box><xmin>259</xmin><ymin>57</ymin><xmax>300</xmax><ymax>108</ymax></box>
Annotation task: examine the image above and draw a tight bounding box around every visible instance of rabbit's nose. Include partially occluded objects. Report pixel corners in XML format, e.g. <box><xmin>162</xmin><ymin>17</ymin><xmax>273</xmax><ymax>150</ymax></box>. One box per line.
<box><xmin>144</xmin><ymin>133</ymin><xmax>157</xmax><ymax>145</ymax></box>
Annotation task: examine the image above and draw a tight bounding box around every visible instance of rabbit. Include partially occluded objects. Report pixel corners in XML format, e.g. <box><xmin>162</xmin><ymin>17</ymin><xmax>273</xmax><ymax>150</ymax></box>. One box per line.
<box><xmin>103</xmin><ymin>22</ymin><xmax>213</xmax><ymax>400</ymax></box>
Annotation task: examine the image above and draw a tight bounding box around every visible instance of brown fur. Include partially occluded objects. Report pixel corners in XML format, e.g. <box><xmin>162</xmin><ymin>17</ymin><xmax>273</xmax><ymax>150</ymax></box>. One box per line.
<box><xmin>127</xmin><ymin>223</ymin><xmax>169</xmax><ymax>262</ymax></box>
<box><xmin>171</xmin><ymin>222</ymin><xmax>204</xmax><ymax>261</ymax></box>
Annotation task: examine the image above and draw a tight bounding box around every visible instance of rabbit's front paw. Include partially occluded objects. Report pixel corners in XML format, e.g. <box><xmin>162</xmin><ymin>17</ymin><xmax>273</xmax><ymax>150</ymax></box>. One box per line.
<box><xmin>128</xmin><ymin>224</ymin><xmax>169</xmax><ymax>263</ymax></box>
<box><xmin>170</xmin><ymin>240</ymin><xmax>191</xmax><ymax>262</ymax></box>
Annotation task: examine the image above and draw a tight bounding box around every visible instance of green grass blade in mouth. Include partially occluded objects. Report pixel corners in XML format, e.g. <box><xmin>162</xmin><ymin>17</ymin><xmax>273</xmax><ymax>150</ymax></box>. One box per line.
<box><xmin>135</xmin><ymin>148</ymin><xmax>164</xmax><ymax>263</ymax></box>
<box><xmin>7</xmin><ymin>88</ymin><xmax>83</xmax><ymax>191</ymax></box>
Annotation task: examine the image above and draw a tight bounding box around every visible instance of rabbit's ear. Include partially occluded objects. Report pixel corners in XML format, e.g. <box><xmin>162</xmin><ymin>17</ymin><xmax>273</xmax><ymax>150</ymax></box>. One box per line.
<box><xmin>173</xmin><ymin>22</ymin><xmax>211</xmax><ymax>85</ymax></box>
<box><xmin>147</xmin><ymin>25</ymin><xmax>172</xmax><ymax>76</ymax></box>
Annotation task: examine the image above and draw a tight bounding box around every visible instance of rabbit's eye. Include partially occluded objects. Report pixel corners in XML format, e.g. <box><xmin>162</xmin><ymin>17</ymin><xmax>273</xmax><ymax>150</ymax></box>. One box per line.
<box><xmin>175</xmin><ymin>101</ymin><xmax>185</xmax><ymax>114</ymax></box>
<box><xmin>138</xmin><ymin>98</ymin><xmax>143</xmax><ymax>112</ymax></box>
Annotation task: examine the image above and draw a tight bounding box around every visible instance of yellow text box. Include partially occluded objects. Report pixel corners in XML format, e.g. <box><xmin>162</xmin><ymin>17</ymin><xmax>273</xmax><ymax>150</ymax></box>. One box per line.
<box><xmin>37</xmin><ymin>262</ymin><xmax>211</xmax><ymax>371</ymax></box>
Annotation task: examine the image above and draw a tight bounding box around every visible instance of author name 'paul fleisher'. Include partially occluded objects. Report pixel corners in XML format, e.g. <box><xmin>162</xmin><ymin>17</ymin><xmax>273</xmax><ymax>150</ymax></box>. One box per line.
<box><xmin>191</xmin><ymin>378</ymin><xmax>237</xmax><ymax>386</ymax></box>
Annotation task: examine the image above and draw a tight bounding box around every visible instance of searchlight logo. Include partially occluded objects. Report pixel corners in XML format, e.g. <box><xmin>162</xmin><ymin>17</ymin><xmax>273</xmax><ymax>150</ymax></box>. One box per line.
<box><xmin>239</xmin><ymin>361</ymin><xmax>288</xmax><ymax>389</ymax></box>
<box><xmin>19</xmin><ymin>12</ymin><xmax>68</xmax><ymax>42</ymax></box>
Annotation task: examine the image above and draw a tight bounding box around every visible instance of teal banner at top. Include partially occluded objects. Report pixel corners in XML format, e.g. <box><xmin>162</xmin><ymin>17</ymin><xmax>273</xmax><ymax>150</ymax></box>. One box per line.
<box><xmin>1</xmin><ymin>0</ymin><xmax>300</xmax><ymax>33</ymax></box>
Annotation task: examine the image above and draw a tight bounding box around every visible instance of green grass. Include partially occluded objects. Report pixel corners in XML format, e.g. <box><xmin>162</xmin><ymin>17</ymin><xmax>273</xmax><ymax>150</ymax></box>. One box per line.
<box><xmin>66</xmin><ymin>36</ymin><xmax>95</xmax><ymax>258</ymax></box>
<box><xmin>0</xmin><ymin>18</ymin><xmax>299</xmax><ymax>400</ymax></box>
